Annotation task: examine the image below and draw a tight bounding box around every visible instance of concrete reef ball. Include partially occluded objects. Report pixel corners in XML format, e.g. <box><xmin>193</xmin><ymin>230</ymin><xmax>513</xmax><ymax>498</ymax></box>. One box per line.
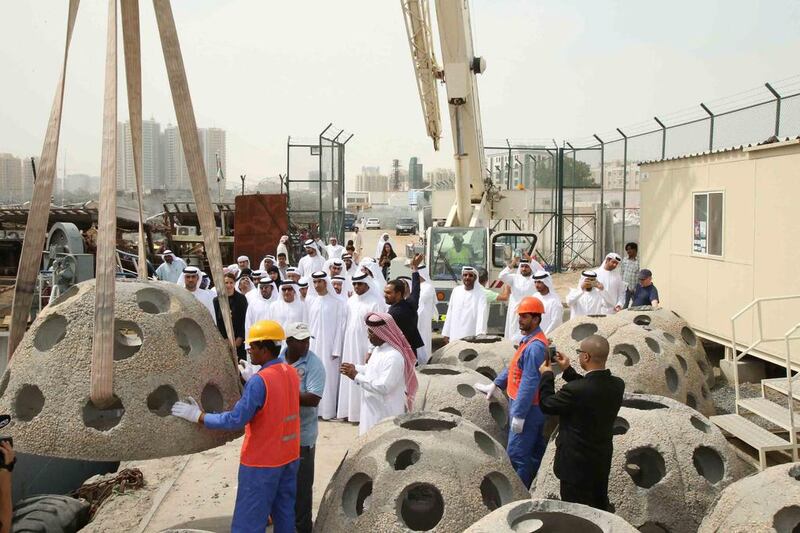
<box><xmin>549</xmin><ymin>315</ymin><xmax>715</xmax><ymax>416</ymax></box>
<box><xmin>532</xmin><ymin>393</ymin><xmax>749</xmax><ymax>533</ymax></box>
<box><xmin>414</xmin><ymin>364</ymin><xmax>509</xmax><ymax>446</ymax></box>
<box><xmin>464</xmin><ymin>498</ymin><xmax>638</xmax><ymax>533</ymax></box>
<box><xmin>314</xmin><ymin>411</ymin><xmax>528</xmax><ymax>533</ymax></box>
<box><xmin>621</xmin><ymin>306</ymin><xmax>714</xmax><ymax>388</ymax></box>
<box><xmin>429</xmin><ymin>335</ymin><xmax>515</xmax><ymax>381</ymax></box>
<box><xmin>0</xmin><ymin>279</ymin><xmax>242</xmax><ymax>461</ymax></box>
<box><xmin>699</xmin><ymin>462</ymin><xmax>800</xmax><ymax>533</ymax></box>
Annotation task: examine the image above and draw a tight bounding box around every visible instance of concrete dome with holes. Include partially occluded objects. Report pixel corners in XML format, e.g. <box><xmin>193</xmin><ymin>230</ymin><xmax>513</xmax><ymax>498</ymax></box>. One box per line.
<box><xmin>698</xmin><ymin>462</ymin><xmax>800</xmax><ymax>533</ymax></box>
<box><xmin>314</xmin><ymin>411</ymin><xmax>527</xmax><ymax>533</ymax></box>
<box><xmin>414</xmin><ymin>364</ymin><xmax>509</xmax><ymax>446</ymax></box>
<box><xmin>429</xmin><ymin>335</ymin><xmax>515</xmax><ymax>382</ymax></box>
<box><xmin>464</xmin><ymin>498</ymin><xmax>638</xmax><ymax>533</ymax></box>
<box><xmin>0</xmin><ymin>279</ymin><xmax>241</xmax><ymax>461</ymax></box>
<box><xmin>549</xmin><ymin>316</ymin><xmax>715</xmax><ymax>416</ymax></box>
<box><xmin>532</xmin><ymin>393</ymin><xmax>750</xmax><ymax>533</ymax></box>
<box><xmin>620</xmin><ymin>306</ymin><xmax>715</xmax><ymax>388</ymax></box>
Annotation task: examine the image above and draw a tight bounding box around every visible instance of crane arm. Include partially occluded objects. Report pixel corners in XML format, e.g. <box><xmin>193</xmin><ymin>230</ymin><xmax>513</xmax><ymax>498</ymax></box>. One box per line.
<box><xmin>401</xmin><ymin>0</ymin><xmax>442</xmax><ymax>151</ymax></box>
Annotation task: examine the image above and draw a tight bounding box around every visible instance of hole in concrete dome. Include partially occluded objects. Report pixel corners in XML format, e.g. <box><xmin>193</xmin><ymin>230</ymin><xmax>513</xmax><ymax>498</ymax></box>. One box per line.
<box><xmin>386</xmin><ymin>440</ymin><xmax>420</xmax><ymax>471</ymax></box>
<box><xmin>201</xmin><ymin>383</ymin><xmax>224</xmax><ymax>413</ymax></box>
<box><xmin>489</xmin><ymin>401</ymin><xmax>507</xmax><ymax>429</ymax></box>
<box><xmin>418</xmin><ymin>367</ymin><xmax>461</xmax><ymax>376</ymax></box>
<box><xmin>15</xmin><ymin>384</ymin><xmax>45</xmax><ymax>421</ymax></box>
<box><xmin>114</xmin><ymin>320</ymin><xmax>143</xmax><ymax>361</ymax></box>
<box><xmin>463</xmin><ymin>335</ymin><xmax>502</xmax><ymax>344</ymax></box>
<box><xmin>638</xmin><ymin>522</ymin><xmax>670</xmax><ymax>533</ymax></box>
<box><xmin>622</xmin><ymin>398</ymin><xmax>668</xmax><ymax>410</ymax></box>
<box><xmin>440</xmin><ymin>407</ymin><xmax>461</xmax><ymax>417</ymax></box>
<box><xmin>0</xmin><ymin>371</ymin><xmax>9</xmax><ymax>399</ymax></box>
<box><xmin>33</xmin><ymin>314</ymin><xmax>68</xmax><ymax>352</ymax></box>
<box><xmin>459</xmin><ymin>349</ymin><xmax>478</xmax><ymax>362</ymax></box>
<box><xmin>147</xmin><ymin>385</ymin><xmax>178</xmax><ymax>417</ymax></box>
<box><xmin>571</xmin><ymin>323</ymin><xmax>598</xmax><ymax>342</ymax></box>
<box><xmin>613</xmin><ymin>344</ymin><xmax>640</xmax><ymax>366</ymax></box>
<box><xmin>400</xmin><ymin>417</ymin><xmax>457</xmax><ymax>432</ymax></box>
<box><xmin>457</xmin><ymin>383</ymin><xmax>476</xmax><ymax>398</ymax></box>
<box><xmin>693</xmin><ymin>446</ymin><xmax>725</xmax><ymax>484</ymax></box>
<box><xmin>663</xmin><ymin>332</ymin><xmax>676</xmax><ymax>344</ymax></box>
<box><xmin>675</xmin><ymin>354</ymin><xmax>688</xmax><ymax>375</ymax></box>
<box><xmin>789</xmin><ymin>464</ymin><xmax>800</xmax><ymax>481</ymax></box>
<box><xmin>136</xmin><ymin>287</ymin><xmax>171</xmax><ymax>314</ymax></box>
<box><xmin>773</xmin><ymin>506</ymin><xmax>800</xmax><ymax>533</ymax></box>
<box><xmin>342</xmin><ymin>473</ymin><xmax>372</xmax><ymax>518</ymax></box>
<box><xmin>682</xmin><ymin>326</ymin><xmax>697</xmax><ymax>346</ymax></box>
<box><xmin>645</xmin><ymin>337</ymin><xmax>661</xmax><ymax>354</ymax></box>
<box><xmin>686</xmin><ymin>393</ymin><xmax>698</xmax><ymax>410</ymax></box>
<box><xmin>510</xmin><ymin>512</ymin><xmax>603</xmax><ymax>533</ymax></box>
<box><xmin>474</xmin><ymin>431</ymin><xmax>497</xmax><ymax>456</ymax></box>
<box><xmin>398</xmin><ymin>483</ymin><xmax>444</xmax><ymax>531</ymax></box>
<box><xmin>174</xmin><ymin>318</ymin><xmax>207</xmax><ymax>357</ymax></box>
<box><xmin>613</xmin><ymin>416</ymin><xmax>629</xmax><ymax>436</ymax></box>
<box><xmin>691</xmin><ymin>415</ymin><xmax>711</xmax><ymax>433</ymax></box>
<box><xmin>82</xmin><ymin>395</ymin><xmax>124</xmax><ymax>431</ymax></box>
<box><xmin>633</xmin><ymin>314</ymin><xmax>652</xmax><ymax>326</ymax></box>
<box><xmin>480</xmin><ymin>472</ymin><xmax>513</xmax><ymax>511</ymax></box>
<box><xmin>697</xmin><ymin>358</ymin><xmax>710</xmax><ymax>375</ymax></box>
<box><xmin>49</xmin><ymin>285</ymin><xmax>80</xmax><ymax>307</ymax></box>
<box><xmin>476</xmin><ymin>366</ymin><xmax>497</xmax><ymax>380</ymax></box>
<box><xmin>624</xmin><ymin>446</ymin><xmax>666</xmax><ymax>489</ymax></box>
<box><xmin>665</xmin><ymin>366</ymin><xmax>679</xmax><ymax>393</ymax></box>
<box><xmin>587</xmin><ymin>314</ymin><xmax>606</xmax><ymax>318</ymax></box>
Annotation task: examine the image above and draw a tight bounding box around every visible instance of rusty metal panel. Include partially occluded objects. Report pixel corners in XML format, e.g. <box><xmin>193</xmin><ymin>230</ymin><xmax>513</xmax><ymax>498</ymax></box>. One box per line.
<box><xmin>234</xmin><ymin>194</ymin><xmax>288</xmax><ymax>266</ymax></box>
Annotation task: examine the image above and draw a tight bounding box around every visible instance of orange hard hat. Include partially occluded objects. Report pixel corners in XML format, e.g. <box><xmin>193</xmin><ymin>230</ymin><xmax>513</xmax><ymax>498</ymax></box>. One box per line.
<box><xmin>517</xmin><ymin>296</ymin><xmax>545</xmax><ymax>315</ymax></box>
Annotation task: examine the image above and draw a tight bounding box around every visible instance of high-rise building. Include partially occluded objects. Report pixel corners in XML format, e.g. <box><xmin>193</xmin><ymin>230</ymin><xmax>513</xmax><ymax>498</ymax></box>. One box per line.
<box><xmin>116</xmin><ymin>122</ymin><xmax>126</xmax><ymax>190</ymax></box>
<box><xmin>355</xmin><ymin>166</ymin><xmax>389</xmax><ymax>192</ymax></box>
<box><xmin>163</xmin><ymin>124</ymin><xmax>190</xmax><ymax>190</ymax></box>
<box><xmin>408</xmin><ymin>157</ymin><xmax>423</xmax><ymax>189</ymax></box>
<box><xmin>0</xmin><ymin>153</ymin><xmax>22</xmax><ymax>203</ymax></box>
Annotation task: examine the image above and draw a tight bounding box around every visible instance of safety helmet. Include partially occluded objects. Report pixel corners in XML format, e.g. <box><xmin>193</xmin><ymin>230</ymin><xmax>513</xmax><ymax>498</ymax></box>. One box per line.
<box><xmin>247</xmin><ymin>320</ymin><xmax>286</xmax><ymax>343</ymax></box>
<box><xmin>517</xmin><ymin>296</ymin><xmax>545</xmax><ymax>315</ymax></box>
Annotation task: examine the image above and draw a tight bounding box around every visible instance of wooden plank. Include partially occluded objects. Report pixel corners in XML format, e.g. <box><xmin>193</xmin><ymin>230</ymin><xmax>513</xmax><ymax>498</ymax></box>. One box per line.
<box><xmin>8</xmin><ymin>0</ymin><xmax>80</xmax><ymax>359</ymax></box>
<box><xmin>90</xmin><ymin>0</ymin><xmax>118</xmax><ymax>408</ymax></box>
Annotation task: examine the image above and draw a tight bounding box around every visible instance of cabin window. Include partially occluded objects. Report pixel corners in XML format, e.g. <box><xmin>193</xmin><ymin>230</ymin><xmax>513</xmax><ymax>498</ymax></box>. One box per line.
<box><xmin>692</xmin><ymin>191</ymin><xmax>724</xmax><ymax>257</ymax></box>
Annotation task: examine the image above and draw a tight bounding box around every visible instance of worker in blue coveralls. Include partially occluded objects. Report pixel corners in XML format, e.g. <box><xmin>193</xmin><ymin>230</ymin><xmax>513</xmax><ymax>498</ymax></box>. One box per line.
<box><xmin>475</xmin><ymin>296</ymin><xmax>548</xmax><ymax>488</ymax></box>
<box><xmin>171</xmin><ymin>320</ymin><xmax>300</xmax><ymax>533</ymax></box>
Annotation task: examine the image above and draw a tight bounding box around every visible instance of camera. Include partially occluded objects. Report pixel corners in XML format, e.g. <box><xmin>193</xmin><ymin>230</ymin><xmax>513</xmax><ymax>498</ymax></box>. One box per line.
<box><xmin>548</xmin><ymin>343</ymin><xmax>557</xmax><ymax>363</ymax></box>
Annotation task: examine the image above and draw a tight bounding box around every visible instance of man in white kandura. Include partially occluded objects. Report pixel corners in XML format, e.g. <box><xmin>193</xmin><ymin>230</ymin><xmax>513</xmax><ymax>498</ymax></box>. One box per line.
<box><xmin>340</xmin><ymin>312</ymin><xmax>418</xmax><ymax>435</ymax></box>
<box><xmin>297</xmin><ymin>240</ymin><xmax>325</xmax><ymax>278</ymax></box>
<box><xmin>325</xmin><ymin>236</ymin><xmax>344</xmax><ymax>260</ymax></box>
<box><xmin>498</xmin><ymin>257</ymin><xmax>543</xmax><ymax>341</ymax></box>
<box><xmin>415</xmin><ymin>266</ymin><xmax>437</xmax><ymax>365</ymax></box>
<box><xmin>237</xmin><ymin>255</ymin><xmax>251</xmax><ymax>271</ymax></box>
<box><xmin>155</xmin><ymin>249</ymin><xmax>186</xmax><ymax>283</ymax></box>
<box><xmin>306</xmin><ymin>271</ymin><xmax>347</xmax><ymax>420</ymax></box>
<box><xmin>337</xmin><ymin>272</ymin><xmax>386</xmax><ymax>423</ymax></box>
<box><xmin>374</xmin><ymin>232</ymin><xmax>394</xmax><ymax>260</ymax></box>
<box><xmin>271</xmin><ymin>281</ymin><xmax>306</xmax><ymax>331</ymax></box>
<box><xmin>594</xmin><ymin>253</ymin><xmax>625</xmax><ymax>314</ymax></box>
<box><xmin>181</xmin><ymin>266</ymin><xmax>216</xmax><ymax>324</ymax></box>
<box><xmin>244</xmin><ymin>279</ymin><xmax>275</xmax><ymax>342</ymax></box>
<box><xmin>532</xmin><ymin>270</ymin><xmax>564</xmax><ymax>335</ymax></box>
<box><xmin>441</xmin><ymin>266</ymin><xmax>489</xmax><ymax>343</ymax></box>
<box><xmin>567</xmin><ymin>271</ymin><xmax>606</xmax><ymax>319</ymax></box>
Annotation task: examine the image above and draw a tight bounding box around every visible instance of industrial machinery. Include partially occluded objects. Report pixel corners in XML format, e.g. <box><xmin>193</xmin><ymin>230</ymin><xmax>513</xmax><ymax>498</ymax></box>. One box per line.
<box><xmin>41</xmin><ymin>222</ymin><xmax>95</xmax><ymax>304</ymax></box>
<box><xmin>401</xmin><ymin>0</ymin><xmax>537</xmax><ymax>331</ymax></box>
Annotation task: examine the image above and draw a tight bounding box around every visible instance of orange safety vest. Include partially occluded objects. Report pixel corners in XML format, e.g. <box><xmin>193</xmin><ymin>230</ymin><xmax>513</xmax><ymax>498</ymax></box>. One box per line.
<box><xmin>240</xmin><ymin>362</ymin><xmax>301</xmax><ymax>468</ymax></box>
<box><xmin>507</xmin><ymin>329</ymin><xmax>549</xmax><ymax>405</ymax></box>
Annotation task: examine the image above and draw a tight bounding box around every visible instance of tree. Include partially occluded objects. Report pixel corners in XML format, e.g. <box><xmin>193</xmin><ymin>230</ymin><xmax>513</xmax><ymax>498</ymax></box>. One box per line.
<box><xmin>533</xmin><ymin>158</ymin><xmax>597</xmax><ymax>188</ymax></box>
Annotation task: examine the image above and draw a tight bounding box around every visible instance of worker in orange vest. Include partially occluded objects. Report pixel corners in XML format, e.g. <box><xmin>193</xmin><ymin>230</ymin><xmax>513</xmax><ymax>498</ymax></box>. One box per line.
<box><xmin>475</xmin><ymin>296</ymin><xmax>548</xmax><ymax>488</ymax></box>
<box><xmin>171</xmin><ymin>320</ymin><xmax>300</xmax><ymax>533</ymax></box>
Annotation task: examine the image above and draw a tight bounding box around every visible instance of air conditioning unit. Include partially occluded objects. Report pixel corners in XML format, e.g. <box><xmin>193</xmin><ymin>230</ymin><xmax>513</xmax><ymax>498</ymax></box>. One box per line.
<box><xmin>176</xmin><ymin>225</ymin><xmax>197</xmax><ymax>236</ymax></box>
<box><xmin>6</xmin><ymin>230</ymin><xmax>23</xmax><ymax>240</ymax></box>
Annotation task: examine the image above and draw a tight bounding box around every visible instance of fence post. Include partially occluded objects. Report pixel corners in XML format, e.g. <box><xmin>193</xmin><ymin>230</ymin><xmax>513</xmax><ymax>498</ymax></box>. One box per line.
<box><xmin>616</xmin><ymin>128</ymin><xmax>628</xmax><ymax>250</ymax></box>
<box><xmin>555</xmin><ymin>147</ymin><xmax>565</xmax><ymax>272</ymax></box>
<box><xmin>593</xmin><ymin>134</ymin><xmax>604</xmax><ymax>260</ymax></box>
<box><xmin>765</xmin><ymin>82</ymin><xmax>782</xmax><ymax>137</ymax></box>
<box><xmin>654</xmin><ymin>116</ymin><xmax>666</xmax><ymax>160</ymax></box>
<box><xmin>700</xmin><ymin>103</ymin><xmax>714</xmax><ymax>151</ymax></box>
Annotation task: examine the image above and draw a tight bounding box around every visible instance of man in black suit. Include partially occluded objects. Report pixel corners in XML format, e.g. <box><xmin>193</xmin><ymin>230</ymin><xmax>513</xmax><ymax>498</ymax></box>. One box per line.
<box><xmin>538</xmin><ymin>334</ymin><xmax>625</xmax><ymax>511</ymax></box>
<box><xmin>383</xmin><ymin>254</ymin><xmax>425</xmax><ymax>358</ymax></box>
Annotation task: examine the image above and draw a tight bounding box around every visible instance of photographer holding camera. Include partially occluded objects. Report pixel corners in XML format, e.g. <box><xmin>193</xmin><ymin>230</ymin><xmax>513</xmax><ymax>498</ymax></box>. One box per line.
<box><xmin>0</xmin><ymin>438</ymin><xmax>15</xmax><ymax>533</ymax></box>
<box><xmin>538</xmin><ymin>335</ymin><xmax>624</xmax><ymax>511</ymax></box>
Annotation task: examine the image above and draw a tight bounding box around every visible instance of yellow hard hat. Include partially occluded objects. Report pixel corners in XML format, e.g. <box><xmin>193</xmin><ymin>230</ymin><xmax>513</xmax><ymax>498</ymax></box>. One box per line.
<box><xmin>247</xmin><ymin>320</ymin><xmax>286</xmax><ymax>343</ymax></box>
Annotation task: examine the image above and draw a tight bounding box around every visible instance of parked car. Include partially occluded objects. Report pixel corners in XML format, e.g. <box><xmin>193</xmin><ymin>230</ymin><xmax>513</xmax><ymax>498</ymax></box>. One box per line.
<box><xmin>365</xmin><ymin>217</ymin><xmax>381</xmax><ymax>230</ymax></box>
<box><xmin>395</xmin><ymin>217</ymin><xmax>417</xmax><ymax>235</ymax></box>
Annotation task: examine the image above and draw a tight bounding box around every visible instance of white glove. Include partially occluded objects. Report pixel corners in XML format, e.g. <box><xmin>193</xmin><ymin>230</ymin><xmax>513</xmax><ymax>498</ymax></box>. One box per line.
<box><xmin>474</xmin><ymin>382</ymin><xmax>498</xmax><ymax>401</ymax></box>
<box><xmin>239</xmin><ymin>361</ymin><xmax>261</xmax><ymax>382</ymax></box>
<box><xmin>171</xmin><ymin>397</ymin><xmax>202</xmax><ymax>423</ymax></box>
<box><xmin>511</xmin><ymin>417</ymin><xmax>525</xmax><ymax>434</ymax></box>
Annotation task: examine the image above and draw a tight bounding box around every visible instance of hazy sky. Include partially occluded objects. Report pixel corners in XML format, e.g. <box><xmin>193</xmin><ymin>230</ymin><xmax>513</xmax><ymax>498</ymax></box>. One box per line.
<box><xmin>1</xmin><ymin>1</ymin><xmax>799</xmax><ymax>187</ymax></box>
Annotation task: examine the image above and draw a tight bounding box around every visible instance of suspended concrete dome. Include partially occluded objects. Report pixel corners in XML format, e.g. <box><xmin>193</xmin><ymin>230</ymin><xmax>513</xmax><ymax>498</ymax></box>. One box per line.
<box><xmin>0</xmin><ymin>279</ymin><xmax>242</xmax><ymax>461</ymax></box>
